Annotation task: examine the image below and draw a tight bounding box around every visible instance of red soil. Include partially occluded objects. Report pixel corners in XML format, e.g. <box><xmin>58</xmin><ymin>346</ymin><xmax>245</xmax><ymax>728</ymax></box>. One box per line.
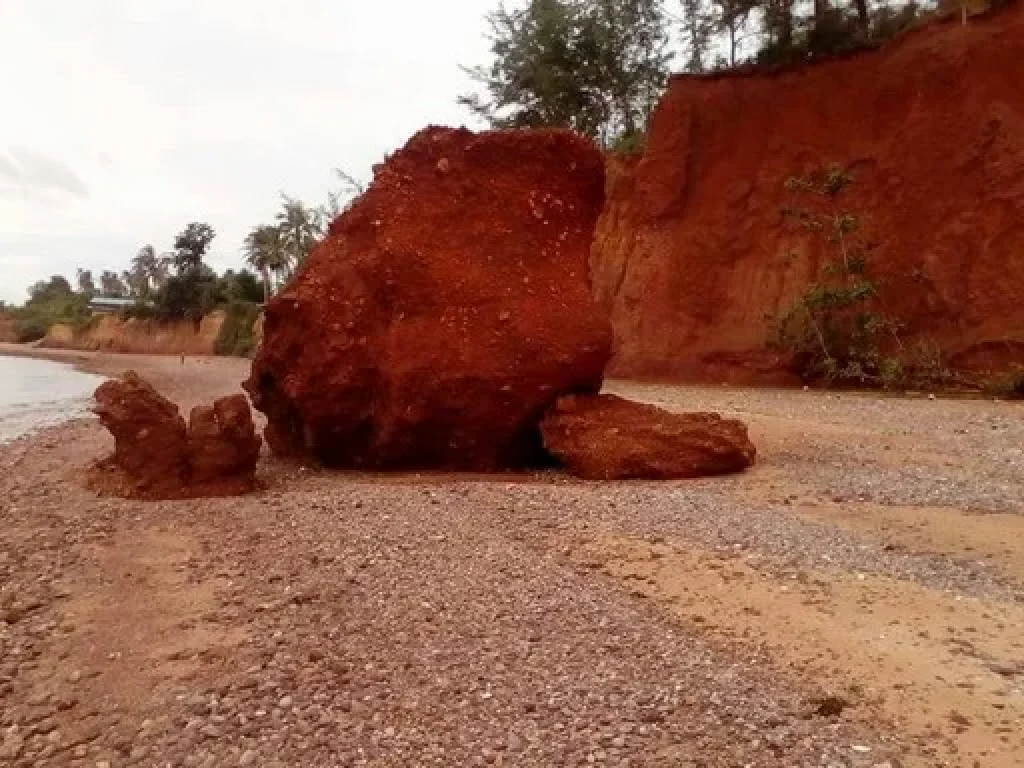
<box><xmin>592</xmin><ymin>3</ymin><xmax>1024</xmax><ymax>383</ymax></box>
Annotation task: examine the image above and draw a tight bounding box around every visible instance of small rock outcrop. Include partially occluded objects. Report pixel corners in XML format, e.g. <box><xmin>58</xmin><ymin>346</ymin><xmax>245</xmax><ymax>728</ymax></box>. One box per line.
<box><xmin>93</xmin><ymin>372</ymin><xmax>190</xmax><ymax>493</ymax></box>
<box><xmin>540</xmin><ymin>394</ymin><xmax>756</xmax><ymax>480</ymax></box>
<box><xmin>187</xmin><ymin>395</ymin><xmax>263</xmax><ymax>484</ymax></box>
<box><xmin>92</xmin><ymin>372</ymin><xmax>260</xmax><ymax>497</ymax></box>
<box><xmin>245</xmin><ymin>126</ymin><xmax>611</xmax><ymax>470</ymax></box>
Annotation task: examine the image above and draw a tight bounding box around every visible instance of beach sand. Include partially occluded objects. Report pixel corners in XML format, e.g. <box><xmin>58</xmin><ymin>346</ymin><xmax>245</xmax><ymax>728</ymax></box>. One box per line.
<box><xmin>1</xmin><ymin>345</ymin><xmax>1022</xmax><ymax>767</ymax></box>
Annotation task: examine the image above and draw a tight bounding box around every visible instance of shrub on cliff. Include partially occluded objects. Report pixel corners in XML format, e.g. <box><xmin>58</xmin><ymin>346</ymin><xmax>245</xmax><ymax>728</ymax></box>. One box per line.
<box><xmin>772</xmin><ymin>166</ymin><xmax>903</xmax><ymax>386</ymax></box>
<box><xmin>983</xmin><ymin>366</ymin><xmax>1024</xmax><ymax>400</ymax></box>
<box><xmin>11</xmin><ymin>276</ymin><xmax>90</xmax><ymax>342</ymax></box>
<box><xmin>214</xmin><ymin>300</ymin><xmax>261</xmax><ymax>358</ymax></box>
<box><xmin>153</xmin><ymin>267</ymin><xmax>222</xmax><ymax>321</ymax></box>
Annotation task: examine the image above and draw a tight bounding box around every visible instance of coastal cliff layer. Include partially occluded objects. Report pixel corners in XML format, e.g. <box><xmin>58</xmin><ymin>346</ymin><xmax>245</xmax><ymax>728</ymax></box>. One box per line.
<box><xmin>592</xmin><ymin>4</ymin><xmax>1024</xmax><ymax>382</ymax></box>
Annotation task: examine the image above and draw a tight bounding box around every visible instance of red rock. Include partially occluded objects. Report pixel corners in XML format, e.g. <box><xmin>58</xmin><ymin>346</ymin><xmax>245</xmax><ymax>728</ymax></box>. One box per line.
<box><xmin>244</xmin><ymin>126</ymin><xmax>611</xmax><ymax>470</ymax></box>
<box><xmin>92</xmin><ymin>372</ymin><xmax>260</xmax><ymax>498</ymax></box>
<box><xmin>93</xmin><ymin>371</ymin><xmax>189</xmax><ymax>494</ymax></box>
<box><xmin>187</xmin><ymin>395</ymin><xmax>261</xmax><ymax>484</ymax></box>
<box><xmin>540</xmin><ymin>394</ymin><xmax>756</xmax><ymax>480</ymax></box>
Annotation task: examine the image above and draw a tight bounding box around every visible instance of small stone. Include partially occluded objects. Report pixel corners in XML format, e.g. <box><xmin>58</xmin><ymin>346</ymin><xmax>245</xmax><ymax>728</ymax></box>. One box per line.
<box><xmin>278</xmin><ymin>696</ymin><xmax>293</xmax><ymax>709</ymax></box>
<box><xmin>949</xmin><ymin>710</ymin><xmax>971</xmax><ymax>726</ymax></box>
<box><xmin>239</xmin><ymin>749</ymin><xmax>258</xmax><ymax>765</ymax></box>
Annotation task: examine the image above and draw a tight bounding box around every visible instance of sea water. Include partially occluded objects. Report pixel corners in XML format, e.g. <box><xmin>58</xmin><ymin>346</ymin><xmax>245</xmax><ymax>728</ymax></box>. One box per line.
<box><xmin>0</xmin><ymin>356</ymin><xmax>105</xmax><ymax>443</ymax></box>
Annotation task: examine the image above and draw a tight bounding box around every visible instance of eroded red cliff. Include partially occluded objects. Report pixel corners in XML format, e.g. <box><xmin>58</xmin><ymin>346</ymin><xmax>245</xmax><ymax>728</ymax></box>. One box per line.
<box><xmin>592</xmin><ymin>4</ymin><xmax>1024</xmax><ymax>383</ymax></box>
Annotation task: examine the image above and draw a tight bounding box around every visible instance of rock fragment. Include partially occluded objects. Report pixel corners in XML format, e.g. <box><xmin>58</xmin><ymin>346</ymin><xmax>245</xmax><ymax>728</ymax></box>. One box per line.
<box><xmin>540</xmin><ymin>394</ymin><xmax>755</xmax><ymax>480</ymax></box>
<box><xmin>92</xmin><ymin>371</ymin><xmax>260</xmax><ymax>498</ymax></box>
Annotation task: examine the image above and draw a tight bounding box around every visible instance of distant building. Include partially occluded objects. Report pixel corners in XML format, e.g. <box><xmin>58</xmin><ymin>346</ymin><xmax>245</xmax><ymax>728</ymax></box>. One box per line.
<box><xmin>88</xmin><ymin>297</ymin><xmax>142</xmax><ymax>314</ymax></box>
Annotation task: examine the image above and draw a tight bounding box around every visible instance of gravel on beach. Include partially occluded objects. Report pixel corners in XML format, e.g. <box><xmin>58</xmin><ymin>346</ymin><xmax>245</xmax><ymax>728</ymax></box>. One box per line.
<box><xmin>1</xmin><ymin>351</ymin><xmax>1021</xmax><ymax>767</ymax></box>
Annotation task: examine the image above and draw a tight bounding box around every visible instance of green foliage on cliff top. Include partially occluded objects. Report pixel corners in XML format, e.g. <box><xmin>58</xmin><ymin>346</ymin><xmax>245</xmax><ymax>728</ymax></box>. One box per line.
<box><xmin>10</xmin><ymin>276</ymin><xmax>90</xmax><ymax>342</ymax></box>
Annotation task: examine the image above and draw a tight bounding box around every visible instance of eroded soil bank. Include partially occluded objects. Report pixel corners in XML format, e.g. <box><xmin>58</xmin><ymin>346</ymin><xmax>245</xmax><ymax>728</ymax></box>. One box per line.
<box><xmin>592</xmin><ymin>3</ymin><xmax>1024</xmax><ymax>383</ymax></box>
<box><xmin>1</xmin><ymin>351</ymin><xmax>1022</xmax><ymax>767</ymax></box>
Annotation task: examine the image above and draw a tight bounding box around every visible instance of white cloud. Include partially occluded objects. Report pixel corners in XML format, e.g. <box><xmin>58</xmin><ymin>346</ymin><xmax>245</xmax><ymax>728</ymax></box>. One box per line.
<box><xmin>0</xmin><ymin>0</ymin><xmax>493</xmax><ymax>303</ymax></box>
<box><xmin>0</xmin><ymin>148</ymin><xmax>89</xmax><ymax>199</ymax></box>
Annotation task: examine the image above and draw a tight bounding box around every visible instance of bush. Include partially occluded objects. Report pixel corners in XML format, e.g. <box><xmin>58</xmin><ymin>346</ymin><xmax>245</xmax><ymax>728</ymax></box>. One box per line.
<box><xmin>11</xmin><ymin>278</ymin><xmax>90</xmax><ymax>342</ymax></box>
<box><xmin>214</xmin><ymin>300</ymin><xmax>261</xmax><ymax>357</ymax></box>
<box><xmin>771</xmin><ymin>164</ymin><xmax>902</xmax><ymax>386</ymax></box>
<box><xmin>220</xmin><ymin>269</ymin><xmax>264</xmax><ymax>304</ymax></box>
<box><xmin>120</xmin><ymin>301</ymin><xmax>163</xmax><ymax>320</ymax></box>
<box><xmin>982</xmin><ymin>366</ymin><xmax>1024</xmax><ymax>399</ymax></box>
<box><xmin>153</xmin><ymin>268</ymin><xmax>222</xmax><ymax>321</ymax></box>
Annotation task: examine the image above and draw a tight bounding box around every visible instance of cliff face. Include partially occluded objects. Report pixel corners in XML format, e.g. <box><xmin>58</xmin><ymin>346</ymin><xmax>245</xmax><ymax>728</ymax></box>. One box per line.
<box><xmin>0</xmin><ymin>311</ymin><xmax>17</xmax><ymax>343</ymax></box>
<box><xmin>592</xmin><ymin>4</ymin><xmax>1024</xmax><ymax>382</ymax></box>
<box><xmin>41</xmin><ymin>312</ymin><xmax>226</xmax><ymax>355</ymax></box>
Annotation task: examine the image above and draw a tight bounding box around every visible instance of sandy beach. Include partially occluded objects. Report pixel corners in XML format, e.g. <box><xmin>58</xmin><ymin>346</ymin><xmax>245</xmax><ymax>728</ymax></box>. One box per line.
<box><xmin>1</xmin><ymin>347</ymin><xmax>1022</xmax><ymax>767</ymax></box>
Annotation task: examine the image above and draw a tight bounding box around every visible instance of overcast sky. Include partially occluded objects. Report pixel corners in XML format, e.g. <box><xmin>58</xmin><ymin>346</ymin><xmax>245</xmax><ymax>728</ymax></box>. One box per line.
<box><xmin>0</xmin><ymin>0</ymin><xmax>492</xmax><ymax>304</ymax></box>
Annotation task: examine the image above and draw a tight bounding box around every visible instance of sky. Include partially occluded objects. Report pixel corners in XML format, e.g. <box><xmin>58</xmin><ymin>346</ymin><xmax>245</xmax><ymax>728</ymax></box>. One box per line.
<box><xmin>0</xmin><ymin>0</ymin><xmax>492</xmax><ymax>304</ymax></box>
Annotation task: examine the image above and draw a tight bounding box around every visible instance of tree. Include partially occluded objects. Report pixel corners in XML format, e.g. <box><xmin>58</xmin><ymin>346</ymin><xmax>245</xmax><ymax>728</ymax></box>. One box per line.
<box><xmin>709</xmin><ymin>0</ymin><xmax>755</xmax><ymax>67</ymax></box>
<box><xmin>129</xmin><ymin>244</ymin><xmax>167</xmax><ymax>298</ymax></box>
<box><xmin>276</xmin><ymin>197</ymin><xmax>321</xmax><ymax>275</ymax></box>
<box><xmin>460</xmin><ymin>0</ymin><xmax>671</xmax><ymax>148</ymax></box>
<box><xmin>461</xmin><ymin>1</ymin><xmax>599</xmax><ymax>136</ymax></box>
<box><xmin>762</xmin><ymin>0</ymin><xmax>796</xmax><ymax>54</ymax></box>
<box><xmin>851</xmin><ymin>0</ymin><xmax>869</xmax><ymax>31</ymax></box>
<box><xmin>220</xmin><ymin>269</ymin><xmax>265</xmax><ymax>304</ymax></box>
<box><xmin>29</xmin><ymin>276</ymin><xmax>74</xmax><ymax>303</ymax></box>
<box><xmin>154</xmin><ymin>266</ymin><xmax>221</xmax><ymax>321</ymax></box>
<box><xmin>171</xmin><ymin>222</ymin><xmax>216</xmax><ymax>275</ymax></box>
<box><xmin>76</xmin><ymin>268</ymin><xmax>96</xmax><ymax>297</ymax></box>
<box><xmin>243</xmin><ymin>225</ymin><xmax>288</xmax><ymax>302</ymax></box>
<box><xmin>17</xmin><ymin>276</ymin><xmax>88</xmax><ymax>342</ymax></box>
<box><xmin>676</xmin><ymin>0</ymin><xmax>716</xmax><ymax>72</ymax></box>
<box><xmin>584</xmin><ymin>0</ymin><xmax>673</xmax><ymax>142</ymax></box>
<box><xmin>99</xmin><ymin>270</ymin><xmax>128</xmax><ymax>298</ymax></box>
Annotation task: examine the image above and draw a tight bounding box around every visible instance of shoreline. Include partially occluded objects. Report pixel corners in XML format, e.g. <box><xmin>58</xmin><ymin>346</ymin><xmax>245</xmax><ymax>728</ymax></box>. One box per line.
<box><xmin>0</xmin><ymin>342</ymin><xmax>102</xmax><ymax>375</ymax></box>
<box><xmin>0</xmin><ymin>342</ymin><xmax>207</xmax><ymax>380</ymax></box>
<box><xmin>2</xmin><ymin>342</ymin><xmax>1009</xmax><ymax>404</ymax></box>
<box><xmin>0</xmin><ymin>343</ymin><xmax>255</xmax><ymax>417</ymax></box>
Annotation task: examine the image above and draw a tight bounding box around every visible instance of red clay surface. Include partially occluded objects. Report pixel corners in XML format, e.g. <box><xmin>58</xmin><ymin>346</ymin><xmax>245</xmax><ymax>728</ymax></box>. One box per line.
<box><xmin>592</xmin><ymin>3</ymin><xmax>1024</xmax><ymax>383</ymax></box>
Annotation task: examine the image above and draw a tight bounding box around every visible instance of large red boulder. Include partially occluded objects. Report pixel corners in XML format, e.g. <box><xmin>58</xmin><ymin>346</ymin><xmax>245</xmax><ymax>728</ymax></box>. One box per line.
<box><xmin>540</xmin><ymin>394</ymin><xmax>756</xmax><ymax>480</ymax></box>
<box><xmin>244</xmin><ymin>126</ymin><xmax>612</xmax><ymax>470</ymax></box>
<box><xmin>92</xmin><ymin>372</ymin><xmax>261</xmax><ymax>498</ymax></box>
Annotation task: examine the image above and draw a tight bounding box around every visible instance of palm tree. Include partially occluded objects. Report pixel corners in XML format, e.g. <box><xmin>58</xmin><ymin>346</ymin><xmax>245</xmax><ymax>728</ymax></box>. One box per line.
<box><xmin>243</xmin><ymin>225</ymin><xmax>287</xmax><ymax>303</ymax></box>
<box><xmin>276</xmin><ymin>196</ymin><xmax>322</xmax><ymax>274</ymax></box>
